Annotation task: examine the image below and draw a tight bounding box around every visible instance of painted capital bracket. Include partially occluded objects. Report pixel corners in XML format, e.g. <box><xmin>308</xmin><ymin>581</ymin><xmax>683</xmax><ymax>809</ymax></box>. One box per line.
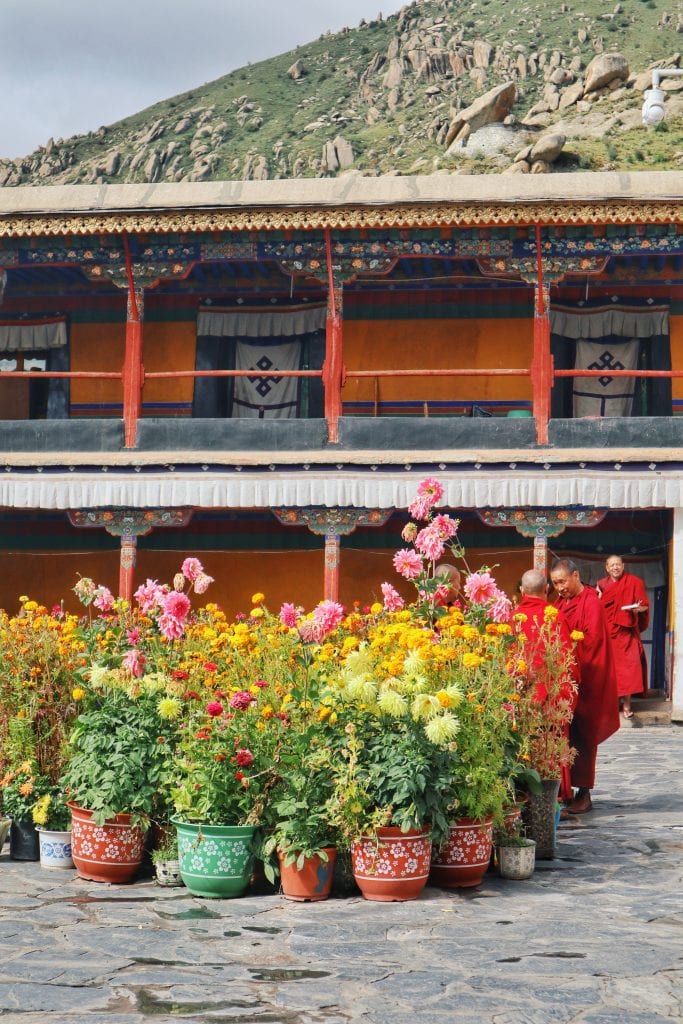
<box><xmin>477</xmin><ymin>254</ymin><xmax>609</xmax><ymax>285</ymax></box>
<box><xmin>477</xmin><ymin>507</ymin><xmax>606</xmax><ymax>573</ymax></box>
<box><xmin>68</xmin><ymin>507</ymin><xmax>193</xmax><ymax>538</ymax></box>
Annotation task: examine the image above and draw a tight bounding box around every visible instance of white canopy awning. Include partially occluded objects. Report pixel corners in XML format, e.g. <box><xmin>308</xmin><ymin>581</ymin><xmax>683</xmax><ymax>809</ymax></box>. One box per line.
<box><xmin>197</xmin><ymin>304</ymin><xmax>326</xmax><ymax>338</ymax></box>
<box><xmin>0</xmin><ymin>467</ymin><xmax>678</xmax><ymax>511</ymax></box>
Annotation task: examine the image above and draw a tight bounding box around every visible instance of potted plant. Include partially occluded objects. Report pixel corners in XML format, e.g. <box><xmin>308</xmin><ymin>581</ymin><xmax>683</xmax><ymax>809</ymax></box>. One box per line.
<box><xmin>32</xmin><ymin>789</ymin><xmax>74</xmax><ymax>869</ymax></box>
<box><xmin>151</xmin><ymin>832</ymin><xmax>183</xmax><ymax>887</ymax></box>
<box><xmin>0</xmin><ymin>761</ymin><xmax>51</xmax><ymax>861</ymax></box>
<box><xmin>495</xmin><ymin>822</ymin><xmax>536</xmax><ymax>881</ymax></box>
<box><xmin>61</xmin><ymin>682</ymin><xmax>170</xmax><ymax>883</ymax></box>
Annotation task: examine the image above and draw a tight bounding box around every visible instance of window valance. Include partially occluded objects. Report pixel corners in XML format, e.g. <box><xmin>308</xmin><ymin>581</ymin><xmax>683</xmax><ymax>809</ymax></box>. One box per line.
<box><xmin>197</xmin><ymin>304</ymin><xmax>326</xmax><ymax>338</ymax></box>
<box><xmin>0</xmin><ymin>318</ymin><xmax>68</xmax><ymax>352</ymax></box>
<box><xmin>550</xmin><ymin>304</ymin><xmax>669</xmax><ymax>340</ymax></box>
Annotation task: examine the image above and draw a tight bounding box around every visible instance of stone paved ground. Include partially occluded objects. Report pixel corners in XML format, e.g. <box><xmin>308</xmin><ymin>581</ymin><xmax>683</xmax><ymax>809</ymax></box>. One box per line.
<box><xmin>0</xmin><ymin>725</ymin><xmax>681</xmax><ymax>1024</ymax></box>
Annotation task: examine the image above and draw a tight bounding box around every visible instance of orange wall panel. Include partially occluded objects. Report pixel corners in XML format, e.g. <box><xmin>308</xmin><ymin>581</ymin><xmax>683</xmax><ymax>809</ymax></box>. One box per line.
<box><xmin>70</xmin><ymin>323</ymin><xmax>124</xmax><ymax>406</ymax></box>
<box><xmin>142</xmin><ymin>322</ymin><xmax>196</xmax><ymax>404</ymax></box>
<box><xmin>671</xmin><ymin>314</ymin><xmax>683</xmax><ymax>400</ymax></box>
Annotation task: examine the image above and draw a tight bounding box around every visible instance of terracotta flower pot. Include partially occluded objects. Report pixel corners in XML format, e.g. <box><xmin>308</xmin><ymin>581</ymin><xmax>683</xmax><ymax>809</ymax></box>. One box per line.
<box><xmin>351</xmin><ymin>827</ymin><xmax>432</xmax><ymax>902</ymax></box>
<box><xmin>277</xmin><ymin>847</ymin><xmax>336</xmax><ymax>902</ymax></box>
<box><xmin>68</xmin><ymin>802</ymin><xmax>145</xmax><ymax>883</ymax></box>
<box><xmin>430</xmin><ymin>816</ymin><xmax>494</xmax><ymax>888</ymax></box>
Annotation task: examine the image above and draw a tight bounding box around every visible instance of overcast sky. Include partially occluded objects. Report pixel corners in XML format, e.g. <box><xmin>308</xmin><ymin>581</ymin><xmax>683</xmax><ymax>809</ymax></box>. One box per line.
<box><xmin>1</xmin><ymin>0</ymin><xmax>403</xmax><ymax>160</ymax></box>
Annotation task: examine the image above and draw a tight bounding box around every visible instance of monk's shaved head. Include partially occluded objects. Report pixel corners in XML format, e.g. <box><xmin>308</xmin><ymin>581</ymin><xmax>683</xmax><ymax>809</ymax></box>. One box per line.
<box><xmin>521</xmin><ymin>569</ymin><xmax>547</xmax><ymax>596</ymax></box>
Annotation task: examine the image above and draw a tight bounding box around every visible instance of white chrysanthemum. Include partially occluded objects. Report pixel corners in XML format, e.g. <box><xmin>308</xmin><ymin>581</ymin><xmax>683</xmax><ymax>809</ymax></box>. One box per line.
<box><xmin>344</xmin><ymin>644</ymin><xmax>375</xmax><ymax>677</ymax></box>
<box><xmin>87</xmin><ymin>665</ymin><xmax>116</xmax><ymax>690</ymax></box>
<box><xmin>346</xmin><ymin>678</ymin><xmax>378</xmax><ymax>705</ymax></box>
<box><xmin>411</xmin><ymin>693</ymin><xmax>442</xmax><ymax>720</ymax></box>
<box><xmin>444</xmin><ymin>685</ymin><xmax>465</xmax><ymax>709</ymax></box>
<box><xmin>377</xmin><ymin>688</ymin><xmax>409</xmax><ymax>718</ymax></box>
<box><xmin>425</xmin><ymin>712</ymin><xmax>461</xmax><ymax>746</ymax></box>
<box><xmin>403</xmin><ymin>650</ymin><xmax>428</xmax><ymax>678</ymax></box>
<box><xmin>141</xmin><ymin>672</ymin><xmax>171</xmax><ymax>693</ymax></box>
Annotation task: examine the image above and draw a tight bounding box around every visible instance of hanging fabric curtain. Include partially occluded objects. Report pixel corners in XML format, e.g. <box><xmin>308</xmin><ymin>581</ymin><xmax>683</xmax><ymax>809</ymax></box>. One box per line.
<box><xmin>0</xmin><ymin>318</ymin><xmax>67</xmax><ymax>352</ymax></box>
<box><xmin>0</xmin><ymin>317</ymin><xmax>69</xmax><ymax>419</ymax></box>
<box><xmin>193</xmin><ymin>304</ymin><xmax>326</xmax><ymax>419</ymax></box>
<box><xmin>550</xmin><ymin>303</ymin><xmax>671</xmax><ymax>418</ymax></box>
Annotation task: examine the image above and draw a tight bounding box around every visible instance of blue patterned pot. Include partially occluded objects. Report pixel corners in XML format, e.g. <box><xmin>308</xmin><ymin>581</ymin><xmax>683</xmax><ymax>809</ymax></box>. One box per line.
<box><xmin>173</xmin><ymin>820</ymin><xmax>255</xmax><ymax>898</ymax></box>
<box><xmin>37</xmin><ymin>828</ymin><xmax>74</xmax><ymax>869</ymax></box>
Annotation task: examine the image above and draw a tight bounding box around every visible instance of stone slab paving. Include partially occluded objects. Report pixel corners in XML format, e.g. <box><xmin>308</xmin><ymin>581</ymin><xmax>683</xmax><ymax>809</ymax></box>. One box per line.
<box><xmin>0</xmin><ymin>725</ymin><xmax>681</xmax><ymax>1024</ymax></box>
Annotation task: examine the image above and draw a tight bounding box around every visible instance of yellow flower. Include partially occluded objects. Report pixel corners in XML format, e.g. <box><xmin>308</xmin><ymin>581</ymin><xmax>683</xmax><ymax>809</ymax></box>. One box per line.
<box><xmin>32</xmin><ymin>794</ymin><xmax>50</xmax><ymax>827</ymax></box>
<box><xmin>72</xmin><ymin>687</ymin><xmax>86</xmax><ymax>701</ymax></box>
<box><xmin>516</xmin><ymin>660</ymin><xmax>528</xmax><ymax>674</ymax></box>
<box><xmin>251</xmin><ymin>592</ymin><xmax>265</xmax><ymax>605</ymax></box>
<box><xmin>424</xmin><ymin>712</ymin><xmax>460</xmax><ymax>745</ymax></box>
<box><xmin>462</xmin><ymin>652</ymin><xmax>483</xmax><ymax>669</ymax></box>
<box><xmin>377</xmin><ymin>688</ymin><xmax>408</xmax><ymax>717</ymax></box>
<box><xmin>250</xmin><ymin>608</ymin><xmax>264</xmax><ymax>619</ymax></box>
<box><xmin>317</xmin><ymin>705</ymin><xmax>332</xmax><ymax>722</ymax></box>
<box><xmin>570</xmin><ymin>630</ymin><xmax>584</xmax><ymax>642</ymax></box>
<box><xmin>19</xmin><ymin>595</ymin><xmax>28</xmax><ymax>604</ymax></box>
<box><xmin>513</xmin><ymin>612</ymin><xmax>528</xmax><ymax>623</ymax></box>
<box><xmin>370</xmin><ymin>602</ymin><xmax>383</xmax><ymax>616</ymax></box>
<box><xmin>158</xmin><ymin>697</ymin><xmax>182</xmax><ymax>720</ymax></box>
<box><xmin>543</xmin><ymin>605</ymin><xmax>560</xmax><ymax>620</ymax></box>
<box><xmin>24</xmin><ymin>601</ymin><xmax>38</xmax><ymax>612</ymax></box>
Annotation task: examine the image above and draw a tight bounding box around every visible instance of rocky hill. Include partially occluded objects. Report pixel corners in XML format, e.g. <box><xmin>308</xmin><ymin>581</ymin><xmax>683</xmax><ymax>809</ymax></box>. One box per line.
<box><xmin>3</xmin><ymin>0</ymin><xmax>683</xmax><ymax>185</ymax></box>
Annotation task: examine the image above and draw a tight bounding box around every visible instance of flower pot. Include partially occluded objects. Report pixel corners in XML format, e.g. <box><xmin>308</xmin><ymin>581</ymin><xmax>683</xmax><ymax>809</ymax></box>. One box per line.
<box><xmin>68</xmin><ymin>802</ymin><xmax>145</xmax><ymax>883</ymax></box>
<box><xmin>9</xmin><ymin>819</ymin><xmax>40</xmax><ymax>861</ymax></box>
<box><xmin>430</xmin><ymin>816</ymin><xmax>493</xmax><ymax>888</ymax></box>
<box><xmin>173</xmin><ymin>820</ymin><xmax>255</xmax><ymax>899</ymax></box>
<box><xmin>0</xmin><ymin>817</ymin><xmax>11</xmax><ymax>853</ymax></box>
<box><xmin>351</xmin><ymin>827</ymin><xmax>432</xmax><ymax>902</ymax></box>
<box><xmin>525</xmin><ymin>779</ymin><xmax>560</xmax><ymax>860</ymax></box>
<box><xmin>277</xmin><ymin>847</ymin><xmax>336</xmax><ymax>902</ymax></box>
<box><xmin>36</xmin><ymin>828</ymin><xmax>74</xmax><ymax>869</ymax></box>
<box><xmin>497</xmin><ymin>839</ymin><xmax>536</xmax><ymax>880</ymax></box>
<box><xmin>154</xmin><ymin>859</ymin><xmax>184</xmax><ymax>887</ymax></box>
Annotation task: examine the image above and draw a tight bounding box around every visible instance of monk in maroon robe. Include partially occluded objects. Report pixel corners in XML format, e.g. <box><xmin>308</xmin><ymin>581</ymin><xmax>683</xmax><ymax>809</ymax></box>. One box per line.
<box><xmin>516</xmin><ymin>569</ymin><xmax>579</xmax><ymax>802</ymax></box>
<box><xmin>597</xmin><ymin>555</ymin><xmax>649</xmax><ymax>719</ymax></box>
<box><xmin>550</xmin><ymin>558</ymin><xmax>620</xmax><ymax>815</ymax></box>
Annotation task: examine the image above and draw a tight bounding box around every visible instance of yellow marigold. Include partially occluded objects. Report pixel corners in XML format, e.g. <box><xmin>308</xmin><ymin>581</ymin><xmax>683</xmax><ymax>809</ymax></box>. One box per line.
<box><xmin>436</xmin><ymin>689</ymin><xmax>453</xmax><ymax>708</ymax></box>
<box><xmin>32</xmin><ymin>794</ymin><xmax>50</xmax><ymax>827</ymax></box>
<box><xmin>24</xmin><ymin>601</ymin><xmax>38</xmax><ymax>612</ymax></box>
<box><xmin>463</xmin><ymin>626</ymin><xmax>480</xmax><ymax>642</ymax></box>
<box><xmin>485</xmin><ymin>623</ymin><xmax>498</xmax><ymax>635</ymax></box>
<box><xmin>370</xmin><ymin>602</ymin><xmax>383</xmax><ymax>616</ymax></box>
<box><xmin>251</xmin><ymin>592</ymin><xmax>265</xmax><ymax>605</ymax></box>
<box><xmin>497</xmin><ymin>623</ymin><xmax>512</xmax><ymax>635</ymax></box>
<box><xmin>513</xmin><ymin>612</ymin><xmax>528</xmax><ymax>623</ymax></box>
<box><xmin>317</xmin><ymin>705</ymin><xmax>332</xmax><ymax>722</ymax></box>
<box><xmin>543</xmin><ymin>605</ymin><xmax>560</xmax><ymax>620</ymax></box>
<box><xmin>261</xmin><ymin>705</ymin><xmax>274</xmax><ymax>720</ymax></box>
<box><xmin>516</xmin><ymin>660</ymin><xmax>528</xmax><ymax>674</ymax></box>
<box><xmin>19</xmin><ymin>595</ymin><xmax>28</xmax><ymax>604</ymax></box>
<box><xmin>462</xmin><ymin>652</ymin><xmax>483</xmax><ymax>669</ymax></box>
<box><xmin>72</xmin><ymin>687</ymin><xmax>86</xmax><ymax>701</ymax></box>
<box><xmin>570</xmin><ymin>630</ymin><xmax>584</xmax><ymax>642</ymax></box>
<box><xmin>250</xmin><ymin>608</ymin><xmax>264</xmax><ymax>619</ymax></box>
<box><xmin>256</xmin><ymin>720</ymin><xmax>265</xmax><ymax>732</ymax></box>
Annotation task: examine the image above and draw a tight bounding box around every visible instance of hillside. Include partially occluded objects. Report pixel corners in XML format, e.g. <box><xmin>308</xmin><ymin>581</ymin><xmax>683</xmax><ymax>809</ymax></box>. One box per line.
<box><xmin>3</xmin><ymin>0</ymin><xmax>683</xmax><ymax>185</ymax></box>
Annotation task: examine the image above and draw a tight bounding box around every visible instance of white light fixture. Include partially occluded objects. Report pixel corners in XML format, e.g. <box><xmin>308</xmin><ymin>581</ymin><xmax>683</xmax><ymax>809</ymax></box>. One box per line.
<box><xmin>642</xmin><ymin>68</ymin><xmax>683</xmax><ymax>126</ymax></box>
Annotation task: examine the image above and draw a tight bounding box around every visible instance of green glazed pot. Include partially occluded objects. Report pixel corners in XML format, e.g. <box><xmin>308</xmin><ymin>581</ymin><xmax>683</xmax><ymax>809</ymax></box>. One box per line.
<box><xmin>173</xmin><ymin>819</ymin><xmax>255</xmax><ymax>898</ymax></box>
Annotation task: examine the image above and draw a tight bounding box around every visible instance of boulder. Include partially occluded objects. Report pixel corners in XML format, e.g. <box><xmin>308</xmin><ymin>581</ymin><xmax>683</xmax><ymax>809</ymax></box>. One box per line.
<box><xmin>444</xmin><ymin>80</ymin><xmax>516</xmax><ymax>149</ymax></box>
<box><xmin>287</xmin><ymin>59</ymin><xmax>306</xmax><ymax>80</ymax></box>
<box><xmin>504</xmin><ymin>159</ymin><xmax>530</xmax><ymax>173</ymax></box>
<box><xmin>531</xmin><ymin>159</ymin><xmax>552</xmax><ymax>173</ymax></box>
<box><xmin>529</xmin><ymin>132</ymin><xmax>566</xmax><ymax>163</ymax></box>
<box><xmin>584</xmin><ymin>52</ymin><xmax>629</xmax><ymax>94</ymax></box>
<box><xmin>559</xmin><ymin>81</ymin><xmax>585</xmax><ymax>108</ymax></box>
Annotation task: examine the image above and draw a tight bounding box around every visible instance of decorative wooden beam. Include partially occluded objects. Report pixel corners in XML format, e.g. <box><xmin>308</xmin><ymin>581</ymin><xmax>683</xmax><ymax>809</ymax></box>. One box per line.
<box><xmin>477</xmin><ymin>507</ymin><xmax>607</xmax><ymax>575</ymax></box>
<box><xmin>67</xmin><ymin>508</ymin><xmax>193</xmax><ymax>600</ymax></box>
<box><xmin>272</xmin><ymin>506</ymin><xmax>393</xmax><ymax>602</ymax></box>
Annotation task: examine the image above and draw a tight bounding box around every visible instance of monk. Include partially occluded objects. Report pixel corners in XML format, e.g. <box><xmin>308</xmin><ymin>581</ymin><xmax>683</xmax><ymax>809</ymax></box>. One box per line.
<box><xmin>434</xmin><ymin>563</ymin><xmax>462</xmax><ymax>606</ymax></box>
<box><xmin>516</xmin><ymin>569</ymin><xmax>579</xmax><ymax>802</ymax></box>
<box><xmin>550</xmin><ymin>557</ymin><xmax>620</xmax><ymax>815</ymax></box>
<box><xmin>597</xmin><ymin>555</ymin><xmax>649</xmax><ymax>720</ymax></box>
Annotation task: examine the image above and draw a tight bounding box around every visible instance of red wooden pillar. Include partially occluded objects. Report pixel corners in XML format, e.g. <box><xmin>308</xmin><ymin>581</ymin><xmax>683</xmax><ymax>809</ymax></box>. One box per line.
<box><xmin>119</xmin><ymin>535</ymin><xmax>138</xmax><ymax>601</ymax></box>
<box><xmin>122</xmin><ymin>234</ymin><xmax>144</xmax><ymax>449</ymax></box>
<box><xmin>532</xmin><ymin>224</ymin><xmax>552</xmax><ymax>447</ymax></box>
<box><xmin>323</xmin><ymin>531</ymin><xmax>342</xmax><ymax>602</ymax></box>
<box><xmin>323</xmin><ymin>228</ymin><xmax>344</xmax><ymax>444</ymax></box>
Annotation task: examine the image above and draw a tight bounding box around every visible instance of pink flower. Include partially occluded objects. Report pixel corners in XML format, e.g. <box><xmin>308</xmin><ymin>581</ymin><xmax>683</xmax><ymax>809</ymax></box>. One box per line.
<box><xmin>416</xmin><ymin>476</ymin><xmax>444</xmax><ymax>505</ymax></box>
<box><xmin>464</xmin><ymin>572</ymin><xmax>498</xmax><ymax>604</ymax></box>
<box><xmin>230</xmin><ymin>691</ymin><xmax>256</xmax><ymax>710</ymax></box>
<box><xmin>434</xmin><ymin>582</ymin><xmax>452</xmax><ymax>607</ymax></box>
<box><xmin>381</xmin><ymin>582</ymin><xmax>405</xmax><ymax>612</ymax></box>
<box><xmin>134</xmin><ymin>579</ymin><xmax>167</xmax><ymax>614</ymax></box>
<box><xmin>279</xmin><ymin>602</ymin><xmax>301</xmax><ymax>628</ymax></box>
<box><xmin>93</xmin><ymin>586</ymin><xmax>114</xmax><ymax>612</ymax></box>
<box><xmin>181</xmin><ymin>557</ymin><xmax>204</xmax><ymax>582</ymax></box>
<box><xmin>312</xmin><ymin>600</ymin><xmax>345</xmax><ymax>637</ymax></box>
<box><xmin>408</xmin><ymin>496</ymin><xmax>433</xmax><ymax>521</ymax></box>
<box><xmin>393</xmin><ymin>548</ymin><xmax>424</xmax><ymax>580</ymax></box>
<box><xmin>158</xmin><ymin>614</ymin><xmax>185</xmax><ymax>640</ymax></box>
<box><xmin>74</xmin><ymin>577</ymin><xmax>97</xmax><ymax>602</ymax></box>
<box><xmin>162</xmin><ymin>591</ymin><xmax>191</xmax><ymax>623</ymax></box>
<box><xmin>235</xmin><ymin>748</ymin><xmax>254</xmax><ymax>767</ymax></box>
<box><xmin>122</xmin><ymin>648</ymin><xmax>146</xmax><ymax>677</ymax></box>
<box><xmin>193</xmin><ymin>572</ymin><xmax>214</xmax><ymax>595</ymax></box>
<box><xmin>432</xmin><ymin>514</ymin><xmax>459</xmax><ymax>539</ymax></box>
<box><xmin>253</xmin><ymin>679</ymin><xmax>268</xmax><ymax>688</ymax></box>
<box><xmin>206</xmin><ymin>701</ymin><xmax>224</xmax><ymax>717</ymax></box>
<box><xmin>127</xmin><ymin>627</ymin><xmax>140</xmax><ymax>645</ymax></box>
<box><xmin>489</xmin><ymin>592</ymin><xmax>513</xmax><ymax>624</ymax></box>
<box><xmin>401</xmin><ymin>522</ymin><xmax>418</xmax><ymax>543</ymax></box>
<box><xmin>298</xmin><ymin>618</ymin><xmax>326</xmax><ymax>644</ymax></box>
<box><xmin>415</xmin><ymin>525</ymin><xmax>446</xmax><ymax>563</ymax></box>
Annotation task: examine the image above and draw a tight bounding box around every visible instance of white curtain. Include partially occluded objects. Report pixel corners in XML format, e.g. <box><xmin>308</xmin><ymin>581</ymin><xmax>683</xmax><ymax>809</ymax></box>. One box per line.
<box><xmin>573</xmin><ymin>339</ymin><xmax>639</xmax><ymax>417</ymax></box>
<box><xmin>233</xmin><ymin>339</ymin><xmax>302</xmax><ymax>418</ymax></box>
<box><xmin>0</xmin><ymin>319</ymin><xmax>67</xmax><ymax>352</ymax></box>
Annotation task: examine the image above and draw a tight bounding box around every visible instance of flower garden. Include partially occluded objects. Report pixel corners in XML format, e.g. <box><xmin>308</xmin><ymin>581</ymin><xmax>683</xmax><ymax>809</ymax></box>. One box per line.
<box><xmin>0</xmin><ymin>478</ymin><xmax>579</xmax><ymax>899</ymax></box>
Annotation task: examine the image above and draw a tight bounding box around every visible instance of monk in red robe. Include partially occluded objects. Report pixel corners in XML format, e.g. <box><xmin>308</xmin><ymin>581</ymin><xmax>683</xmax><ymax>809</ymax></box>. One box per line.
<box><xmin>550</xmin><ymin>557</ymin><xmax>620</xmax><ymax>815</ymax></box>
<box><xmin>516</xmin><ymin>569</ymin><xmax>579</xmax><ymax>802</ymax></box>
<box><xmin>596</xmin><ymin>555</ymin><xmax>649</xmax><ymax>720</ymax></box>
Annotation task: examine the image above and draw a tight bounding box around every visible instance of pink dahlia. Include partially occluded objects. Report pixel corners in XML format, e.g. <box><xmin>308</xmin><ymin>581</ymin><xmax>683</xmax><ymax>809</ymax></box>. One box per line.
<box><xmin>93</xmin><ymin>586</ymin><xmax>114</xmax><ymax>613</ymax></box>
<box><xmin>279</xmin><ymin>602</ymin><xmax>301</xmax><ymax>628</ymax></box>
<box><xmin>312</xmin><ymin>600</ymin><xmax>345</xmax><ymax>637</ymax></box>
<box><xmin>181</xmin><ymin>557</ymin><xmax>204</xmax><ymax>582</ymax></box>
<box><xmin>489</xmin><ymin>592</ymin><xmax>513</xmax><ymax>624</ymax></box>
<box><xmin>206</xmin><ymin>701</ymin><xmax>224</xmax><ymax>717</ymax></box>
<box><xmin>415</xmin><ymin>525</ymin><xmax>446</xmax><ymax>563</ymax></box>
<box><xmin>463</xmin><ymin>571</ymin><xmax>498</xmax><ymax>605</ymax></box>
<box><xmin>416</xmin><ymin>476</ymin><xmax>444</xmax><ymax>505</ymax></box>
<box><xmin>393</xmin><ymin>548</ymin><xmax>424</xmax><ymax>580</ymax></box>
<box><xmin>163</xmin><ymin>591</ymin><xmax>191</xmax><ymax>623</ymax></box>
<box><xmin>298</xmin><ymin>618</ymin><xmax>326</xmax><ymax>644</ymax></box>
<box><xmin>158</xmin><ymin>614</ymin><xmax>185</xmax><ymax>640</ymax></box>
<box><xmin>122</xmin><ymin>648</ymin><xmax>146</xmax><ymax>677</ymax></box>
<box><xmin>134</xmin><ymin>579</ymin><xmax>167</xmax><ymax>614</ymax></box>
<box><xmin>193</xmin><ymin>572</ymin><xmax>214</xmax><ymax>595</ymax></box>
<box><xmin>235</xmin><ymin>748</ymin><xmax>254</xmax><ymax>767</ymax></box>
<box><xmin>432</xmin><ymin>514</ymin><xmax>459</xmax><ymax>540</ymax></box>
<box><xmin>381</xmin><ymin>582</ymin><xmax>405</xmax><ymax>612</ymax></box>
<box><xmin>230</xmin><ymin>691</ymin><xmax>256</xmax><ymax>710</ymax></box>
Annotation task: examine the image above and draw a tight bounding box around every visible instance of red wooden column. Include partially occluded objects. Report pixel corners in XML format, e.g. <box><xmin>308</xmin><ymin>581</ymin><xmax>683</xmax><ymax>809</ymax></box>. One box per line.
<box><xmin>531</xmin><ymin>224</ymin><xmax>553</xmax><ymax>447</ymax></box>
<box><xmin>272</xmin><ymin>507</ymin><xmax>393</xmax><ymax>603</ymax></box>
<box><xmin>122</xmin><ymin>234</ymin><xmax>144</xmax><ymax>449</ymax></box>
<box><xmin>67</xmin><ymin>509</ymin><xmax>193</xmax><ymax>600</ymax></box>
<box><xmin>323</xmin><ymin>228</ymin><xmax>344</xmax><ymax>444</ymax></box>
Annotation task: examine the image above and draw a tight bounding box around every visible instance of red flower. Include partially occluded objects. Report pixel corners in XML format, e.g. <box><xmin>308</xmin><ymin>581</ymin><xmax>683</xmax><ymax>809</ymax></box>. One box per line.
<box><xmin>204</xmin><ymin>662</ymin><xmax>218</xmax><ymax>673</ymax></box>
<box><xmin>214</xmin><ymin>753</ymin><xmax>226</xmax><ymax>762</ymax></box>
<box><xmin>234</xmin><ymin>748</ymin><xmax>254</xmax><ymax>767</ymax></box>
<box><xmin>172</xmin><ymin>670</ymin><xmax>190</xmax><ymax>680</ymax></box>
<box><xmin>532</xmin><ymin>682</ymin><xmax>549</xmax><ymax>704</ymax></box>
<box><xmin>183</xmin><ymin>690</ymin><xmax>201</xmax><ymax>700</ymax></box>
<box><xmin>234</xmin><ymin>771</ymin><xmax>245</xmax><ymax>781</ymax></box>
<box><xmin>253</xmin><ymin>679</ymin><xmax>268</xmax><ymax>688</ymax></box>
<box><xmin>194</xmin><ymin>729</ymin><xmax>211</xmax><ymax>740</ymax></box>
<box><xmin>206</xmin><ymin>701</ymin><xmax>224</xmax><ymax>717</ymax></box>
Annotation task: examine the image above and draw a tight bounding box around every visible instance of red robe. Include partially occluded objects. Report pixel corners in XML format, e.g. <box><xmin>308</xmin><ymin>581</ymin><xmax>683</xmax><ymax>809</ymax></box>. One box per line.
<box><xmin>516</xmin><ymin>595</ymin><xmax>578</xmax><ymax>800</ymax></box>
<box><xmin>597</xmin><ymin>572</ymin><xmax>649</xmax><ymax>698</ymax></box>
<box><xmin>554</xmin><ymin>586</ymin><xmax>620</xmax><ymax>790</ymax></box>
